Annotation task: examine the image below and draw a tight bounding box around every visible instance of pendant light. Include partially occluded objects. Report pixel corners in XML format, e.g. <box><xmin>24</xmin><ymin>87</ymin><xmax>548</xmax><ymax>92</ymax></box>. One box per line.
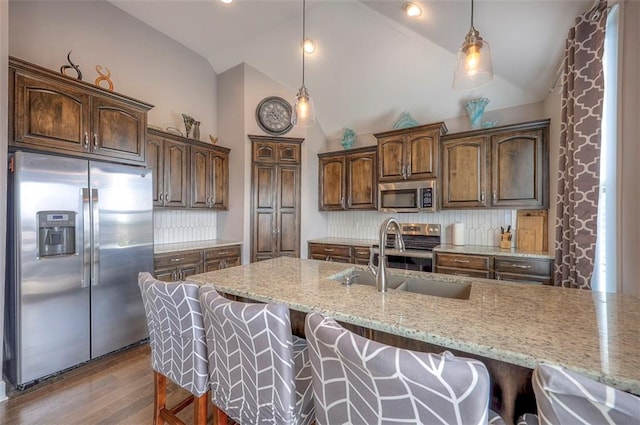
<box><xmin>291</xmin><ymin>0</ymin><xmax>316</xmax><ymax>127</ymax></box>
<box><xmin>453</xmin><ymin>0</ymin><xmax>493</xmax><ymax>90</ymax></box>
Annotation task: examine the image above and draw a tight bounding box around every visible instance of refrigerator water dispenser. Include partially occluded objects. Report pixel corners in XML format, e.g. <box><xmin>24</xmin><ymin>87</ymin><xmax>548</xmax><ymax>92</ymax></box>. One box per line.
<box><xmin>37</xmin><ymin>210</ymin><xmax>76</xmax><ymax>257</ymax></box>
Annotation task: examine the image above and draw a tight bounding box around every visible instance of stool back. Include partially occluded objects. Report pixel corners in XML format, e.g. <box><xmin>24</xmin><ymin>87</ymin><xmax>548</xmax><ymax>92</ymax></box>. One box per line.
<box><xmin>305</xmin><ymin>312</ymin><xmax>492</xmax><ymax>425</ymax></box>
<box><xmin>533</xmin><ymin>363</ymin><xmax>640</xmax><ymax>424</ymax></box>
<box><xmin>138</xmin><ymin>272</ymin><xmax>208</xmax><ymax>397</ymax></box>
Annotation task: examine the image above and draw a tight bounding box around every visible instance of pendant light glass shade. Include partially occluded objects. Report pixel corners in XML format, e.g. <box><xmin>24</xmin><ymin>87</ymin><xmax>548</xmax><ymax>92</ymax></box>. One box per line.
<box><xmin>292</xmin><ymin>0</ymin><xmax>316</xmax><ymax>127</ymax></box>
<box><xmin>453</xmin><ymin>0</ymin><xmax>493</xmax><ymax>90</ymax></box>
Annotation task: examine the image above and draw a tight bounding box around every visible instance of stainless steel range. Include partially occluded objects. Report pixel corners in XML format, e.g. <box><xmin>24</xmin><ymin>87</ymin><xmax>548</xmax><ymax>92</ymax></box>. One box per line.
<box><xmin>373</xmin><ymin>223</ymin><xmax>441</xmax><ymax>272</ymax></box>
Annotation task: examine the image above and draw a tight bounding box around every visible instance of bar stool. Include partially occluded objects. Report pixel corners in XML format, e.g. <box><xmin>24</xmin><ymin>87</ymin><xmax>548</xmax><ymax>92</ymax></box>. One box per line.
<box><xmin>138</xmin><ymin>272</ymin><xmax>210</xmax><ymax>425</ymax></box>
<box><xmin>527</xmin><ymin>363</ymin><xmax>640</xmax><ymax>424</ymax></box>
<box><xmin>305</xmin><ymin>312</ymin><xmax>506</xmax><ymax>425</ymax></box>
<box><xmin>198</xmin><ymin>285</ymin><xmax>315</xmax><ymax>425</ymax></box>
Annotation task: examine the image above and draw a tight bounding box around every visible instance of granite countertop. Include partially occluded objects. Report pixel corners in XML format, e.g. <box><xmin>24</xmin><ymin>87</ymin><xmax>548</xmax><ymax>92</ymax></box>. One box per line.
<box><xmin>154</xmin><ymin>239</ymin><xmax>242</xmax><ymax>254</ymax></box>
<box><xmin>307</xmin><ymin>237</ymin><xmax>377</xmax><ymax>247</ymax></box>
<box><xmin>434</xmin><ymin>244</ymin><xmax>554</xmax><ymax>259</ymax></box>
<box><xmin>188</xmin><ymin>257</ymin><xmax>640</xmax><ymax>396</ymax></box>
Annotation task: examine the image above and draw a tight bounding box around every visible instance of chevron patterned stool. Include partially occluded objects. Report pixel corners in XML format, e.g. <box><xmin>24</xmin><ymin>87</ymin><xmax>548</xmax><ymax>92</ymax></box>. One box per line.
<box><xmin>520</xmin><ymin>363</ymin><xmax>640</xmax><ymax>424</ymax></box>
<box><xmin>305</xmin><ymin>312</ymin><xmax>507</xmax><ymax>425</ymax></box>
<box><xmin>138</xmin><ymin>272</ymin><xmax>215</xmax><ymax>425</ymax></box>
<box><xmin>198</xmin><ymin>286</ymin><xmax>315</xmax><ymax>425</ymax></box>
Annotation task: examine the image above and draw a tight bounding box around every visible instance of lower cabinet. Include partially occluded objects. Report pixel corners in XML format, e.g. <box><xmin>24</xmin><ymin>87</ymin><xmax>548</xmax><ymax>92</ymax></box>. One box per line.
<box><xmin>435</xmin><ymin>252</ymin><xmax>553</xmax><ymax>284</ymax></box>
<box><xmin>308</xmin><ymin>242</ymin><xmax>372</xmax><ymax>264</ymax></box>
<box><xmin>154</xmin><ymin>244</ymin><xmax>242</xmax><ymax>280</ymax></box>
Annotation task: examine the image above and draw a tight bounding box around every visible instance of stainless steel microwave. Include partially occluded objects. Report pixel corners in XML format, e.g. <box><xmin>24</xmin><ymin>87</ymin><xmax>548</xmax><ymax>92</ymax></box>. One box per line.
<box><xmin>378</xmin><ymin>180</ymin><xmax>437</xmax><ymax>213</ymax></box>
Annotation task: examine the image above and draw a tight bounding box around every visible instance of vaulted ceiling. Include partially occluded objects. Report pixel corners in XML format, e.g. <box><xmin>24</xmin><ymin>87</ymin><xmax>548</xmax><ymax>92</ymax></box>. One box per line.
<box><xmin>110</xmin><ymin>0</ymin><xmax>591</xmax><ymax>138</ymax></box>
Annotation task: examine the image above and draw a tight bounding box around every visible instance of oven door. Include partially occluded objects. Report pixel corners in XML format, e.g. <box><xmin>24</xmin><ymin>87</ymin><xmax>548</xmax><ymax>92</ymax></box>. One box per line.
<box><xmin>373</xmin><ymin>253</ymin><xmax>433</xmax><ymax>273</ymax></box>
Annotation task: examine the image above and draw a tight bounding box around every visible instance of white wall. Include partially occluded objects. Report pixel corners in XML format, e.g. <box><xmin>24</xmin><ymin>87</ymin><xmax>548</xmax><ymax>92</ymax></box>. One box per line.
<box><xmin>9</xmin><ymin>0</ymin><xmax>218</xmax><ymax>139</ymax></box>
<box><xmin>0</xmin><ymin>0</ymin><xmax>9</xmax><ymax>403</ymax></box>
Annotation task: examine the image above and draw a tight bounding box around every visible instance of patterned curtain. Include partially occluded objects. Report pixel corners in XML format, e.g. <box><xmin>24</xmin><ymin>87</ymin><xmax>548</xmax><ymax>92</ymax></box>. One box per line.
<box><xmin>554</xmin><ymin>1</ymin><xmax>608</xmax><ymax>289</ymax></box>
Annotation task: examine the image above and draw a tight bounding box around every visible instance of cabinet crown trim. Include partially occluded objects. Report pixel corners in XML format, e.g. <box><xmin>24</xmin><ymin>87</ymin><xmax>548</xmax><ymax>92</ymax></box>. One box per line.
<box><xmin>372</xmin><ymin>121</ymin><xmax>448</xmax><ymax>138</ymax></box>
<box><xmin>442</xmin><ymin>119</ymin><xmax>550</xmax><ymax>140</ymax></box>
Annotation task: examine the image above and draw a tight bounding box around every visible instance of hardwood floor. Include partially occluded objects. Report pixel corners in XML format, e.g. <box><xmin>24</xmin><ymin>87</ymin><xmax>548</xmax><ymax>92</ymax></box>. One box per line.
<box><xmin>0</xmin><ymin>343</ymin><xmax>212</xmax><ymax>425</ymax></box>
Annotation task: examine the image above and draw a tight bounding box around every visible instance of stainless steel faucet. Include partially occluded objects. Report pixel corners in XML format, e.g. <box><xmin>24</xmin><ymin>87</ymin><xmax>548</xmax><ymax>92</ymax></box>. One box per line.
<box><xmin>368</xmin><ymin>217</ymin><xmax>405</xmax><ymax>292</ymax></box>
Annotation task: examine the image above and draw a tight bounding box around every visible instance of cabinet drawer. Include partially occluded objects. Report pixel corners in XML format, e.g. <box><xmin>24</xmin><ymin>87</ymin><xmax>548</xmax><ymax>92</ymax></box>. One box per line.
<box><xmin>353</xmin><ymin>246</ymin><xmax>371</xmax><ymax>260</ymax></box>
<box><xmin>436</xmin><ymin>267</ymin><xmax>492</xmax><ymax>279</ymax></box>
<box><xmin>204</xmin><ymin>245</ymin><xmax>241</xmax><ymax>261</ymax></box>
<box><xmin>495</xmin><ymin>272</ymin><xmax>551</xmax><ymax>285</ymax></box>
<box><xmin>309</xmin><ymin>244</ymin><xmax>351</xmax><ymax>258</ymax></box>
<box><xmin>436</xmin><ymin>254</ymin><xmax>490</xmax><ymax>271</ymax></box>
<box><xmin>154</xmin><ymin>251</ymin><xmax>203</xmax><ymax>268</ymax></box>
<box><xmin>494</xmin><ymin>257</ymin><xmax>551</xmax><ymax>276</ymax></box>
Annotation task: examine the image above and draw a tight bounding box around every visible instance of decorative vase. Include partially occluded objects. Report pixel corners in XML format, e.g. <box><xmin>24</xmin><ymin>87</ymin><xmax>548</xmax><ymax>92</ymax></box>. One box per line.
<box><xmin>464</xmin><ymin>98</ymin><xmax>489</xmax><ymax>130</ymax></box>
<box><xmin>341</xmin><ymin>128</ymin><xmax>356</xmax><ymax>149</ymax></box>
<box><xmin>182</xmin><ymin>113</ymin><xmax>195</xmax><ymax>138</ymax></box>
<box><xmin>192</xmin><ymin>121</ymin><xmax>201</xmax><ymax>140</ymax></box>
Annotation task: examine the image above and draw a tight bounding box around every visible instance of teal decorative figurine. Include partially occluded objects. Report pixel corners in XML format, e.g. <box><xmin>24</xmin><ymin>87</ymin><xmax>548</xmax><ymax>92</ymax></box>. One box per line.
<box><xmin>464</xmin><ymin>98</ymin><xmax>489</xmax><ymax>130</ymax></box>
<box><xmin>341</xmin><ymin>128</ymin><xmax>356</xmax><ymax>149</ymax></box>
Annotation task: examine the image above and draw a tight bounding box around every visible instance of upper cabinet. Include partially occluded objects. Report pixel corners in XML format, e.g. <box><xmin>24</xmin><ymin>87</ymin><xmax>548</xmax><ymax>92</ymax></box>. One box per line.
<box><xmin>9</xmin><ymin>56</ymin><xmax>152</xmax><ymax>165</ymax></box>
<box><xmin>146</xmin><ymin>128</ymin><xmax>230</xmax><ymax>210</ymax></box>
<box><xmin>374</xmin><ymin>122</ymin><xmax>447</xmax><ymax>182</ymax></box>
<box><xmin>318</xmin><ymin>146</ymin><xmax>377</xmax><ymax>211</ymax></box>
<box><xmin>441</xmin><ymin>120</ymin><xmax>549</xmax><ymax>209</ymax></box>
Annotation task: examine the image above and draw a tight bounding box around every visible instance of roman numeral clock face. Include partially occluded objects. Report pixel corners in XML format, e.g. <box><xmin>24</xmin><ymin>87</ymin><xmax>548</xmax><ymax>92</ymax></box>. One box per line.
<box><xmin>256</xmin><ymin>96</ymin><xmax>293</xmax><ymax>135</ymax></box>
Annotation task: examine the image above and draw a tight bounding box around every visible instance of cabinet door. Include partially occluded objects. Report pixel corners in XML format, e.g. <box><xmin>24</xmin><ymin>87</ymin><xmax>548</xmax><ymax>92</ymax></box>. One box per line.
<box><xmin>278</xmin><ymin>143</ymin><xmax>300</xmax><ymax>163</ymax></box>
<box><xmin>346</xmin><ymin>151</ymin><xmax>377</xmax><ymax>210</ymax></box>
<box><xmin>146</xmin><ymin>135</ymin><xmax>165</xmax><ymax>207</ymax></box>
<box><xmin>252</xmin><ymin>164</ymin><xmax>277</xmax><ymax>262</ymax></box>
<box><xmin>179</xmin><ymin>264</ymin><xmax>202</xmax><ymax>280</ymax></box>
<box><xmin>13</xmin><ymin>72</ymin><xmax>91</xmax><ymax>152</ymax></box>
<box><xmin>211</xmin><ymin>149</ymin><xmax>229</xmax><ymax>210</ymax></box>
<box><xmin>154</xmin><ymin>267</ymin><xmax>177</xmax><ymax>282</ymax></box>
<box><xmin>491</xmin><ymin>129</ymin><xmax>546</xmax><ymax>207</ymax></box>
<box><xmin>377</xmin><ymin>136</ymin><xmax>405</xmax><ymax>182</ymax></box>
<box><xmin>91</xmin><ymin>95</ymin><xmax>146</xmax><ymax>163</ymax></box>
<box><xmin>253</xmin><ymin>141</ymin><xmax>277</xmax><ymax>163</ymax></box>
<box><xmin>163</xmin><ymin>140</ymin><xmax>189</xmax><ymax>207</ymax></box>
<box><xmin>441</xmin><ymin>137</ymin><xmax>488</xmax><ymax>208</ymax></box>
<box><xmin>277</xmin><ymin>164</ymin><xmax>300</xmax><ymax>258</ymax></box>
<box><xmin>319</xmin><ymin>155</ymin><xmax>346</xmax><ymax>211</ymax></box>
<box><xmin>406</xmin><ymin>130</ymin><xmax>438</xmax><ymax>179</ymax></box>
<box><xmin>190</xmin><ymin>146</ymin><xmax>213</xmax><ymax>208</ymax></box>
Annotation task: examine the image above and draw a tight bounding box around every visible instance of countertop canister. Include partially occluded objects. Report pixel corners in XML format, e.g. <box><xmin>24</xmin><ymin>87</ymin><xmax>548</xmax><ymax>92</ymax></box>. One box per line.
<box><xmin>452</xmin><ymin>222</ymin><xmax>465</xmax><ymax>246</ymax></box>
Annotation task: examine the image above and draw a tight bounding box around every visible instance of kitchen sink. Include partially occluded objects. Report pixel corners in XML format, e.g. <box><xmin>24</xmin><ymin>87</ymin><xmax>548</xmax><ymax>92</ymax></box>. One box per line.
<box><xmin>331</xmin><ymin>269</ymin><xmax>470</xmax><ymax>300</ymax></box>
<box><xmin>395</xmin><ymin>278</ymin><xmax>471</xmax><ymax>300</ymax></box>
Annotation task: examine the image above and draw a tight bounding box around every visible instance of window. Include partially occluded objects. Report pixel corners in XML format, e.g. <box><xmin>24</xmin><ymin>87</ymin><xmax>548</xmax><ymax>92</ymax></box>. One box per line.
<box><xmin>593</xmin><ymin>4</ymin><xmax>619</xmax><ymax>293</ymax></box>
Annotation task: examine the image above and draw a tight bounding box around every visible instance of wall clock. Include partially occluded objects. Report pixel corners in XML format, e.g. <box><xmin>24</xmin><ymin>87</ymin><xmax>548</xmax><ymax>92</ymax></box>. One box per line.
<box><xmin>255</xmin><ymin>96</ymin><xmax>293</xmax><ymax>135</ymax></box>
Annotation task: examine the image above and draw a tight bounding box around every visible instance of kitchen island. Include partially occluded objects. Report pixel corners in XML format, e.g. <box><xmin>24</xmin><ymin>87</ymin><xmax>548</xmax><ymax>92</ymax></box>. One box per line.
<box><xmin>188</xmin><ymin>257</ymin><xmax>640</xmax><ymax>422</ymax></box>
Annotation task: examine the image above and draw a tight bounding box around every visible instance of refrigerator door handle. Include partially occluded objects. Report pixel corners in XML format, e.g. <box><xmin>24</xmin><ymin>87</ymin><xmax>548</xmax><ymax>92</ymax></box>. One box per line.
<box><xmin>82</xmin><ymin>188</ymin><xmax>91</xmax><ymax>288</ymax></box>
<box><xmin>91</xmin><ymin>188</ymin><xmax>100</xmax><ymax>286</ymax></box>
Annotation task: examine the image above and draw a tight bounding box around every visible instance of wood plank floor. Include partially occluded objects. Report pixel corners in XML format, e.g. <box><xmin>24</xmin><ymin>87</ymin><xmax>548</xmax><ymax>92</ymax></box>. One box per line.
<box><xmin>0</xmin><ymin>343</ymin><xmax>214</xmax><ymax>425</ymax></box>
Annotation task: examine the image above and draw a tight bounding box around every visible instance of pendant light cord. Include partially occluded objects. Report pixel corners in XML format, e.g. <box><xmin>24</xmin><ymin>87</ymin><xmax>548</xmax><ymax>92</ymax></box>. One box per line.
<box><xmin>470</xmin><ymin>0</ymin><xmax>474</xmax><ymax>28</ymax></box>
<box><xmin>301</xmin><ymin>0</ymin><xmax>306</xmax><ymax>87</ymax></box>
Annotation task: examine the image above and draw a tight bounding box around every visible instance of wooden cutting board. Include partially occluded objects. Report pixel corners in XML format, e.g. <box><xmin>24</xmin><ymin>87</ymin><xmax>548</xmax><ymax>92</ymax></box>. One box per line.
<box><xmin>516</xmin><ymin>209</ymin><xmax>548</xmax><ymax>251</ymax></box>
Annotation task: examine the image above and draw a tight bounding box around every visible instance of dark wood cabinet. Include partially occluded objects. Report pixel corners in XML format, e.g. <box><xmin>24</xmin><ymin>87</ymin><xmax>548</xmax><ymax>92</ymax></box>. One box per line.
<box><xmin>374</xmin><ymin>122</ymin><xmax>447</xmax><ymax>182</ymax></box>
<box><xmin>147</xmin><ymin>128</ymin><xmax>230</xmax><ymax>209</ymax></box>
<box><xmin>307</xmin><ymin>242</ymin><xmax>372</xmax><ymax>264</ymax></box>
<box><xmin>250</xmin><ymin>135</ymin><xmax>303</xmax><ymax>262</ymax></box>
<box><xmin>9</xmin><ymin>56</ymin><xmax>151</xmax><ymax>165</ymax></box>
<box><xmin>154</xmin><ymin>250</ymin><xmax>203</xmax><ymax>282</ymax></box>
<box><xmin>318</xmin><ymin>146</ymin><xmax>377</xmax><ymax>211</ymax></box>
<box><xmin>204</xmin><ymin>245</ymin><xmax>242</xmax><ymax>272</ymax></box>
<box><xmin>441</xmin><ymin>120</ymin><xmax>549</xmax><ymax>209</ymax></box>
<box><xmin>434</xmin><ymin>253</ymin><xmax>493</xmax><ymax>279</ymax></box>
<box><xmin>191</xmin><ymin>145</ymin><xmax>229</xmax><ymax>210</ymax></box>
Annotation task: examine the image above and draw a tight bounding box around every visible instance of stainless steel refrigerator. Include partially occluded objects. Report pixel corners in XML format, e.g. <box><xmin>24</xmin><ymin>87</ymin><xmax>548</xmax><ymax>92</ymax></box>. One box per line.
<box><xmin>4</xmin><ymin>151</ymin><xmax>153</xmax><ymax>388</ymax></box>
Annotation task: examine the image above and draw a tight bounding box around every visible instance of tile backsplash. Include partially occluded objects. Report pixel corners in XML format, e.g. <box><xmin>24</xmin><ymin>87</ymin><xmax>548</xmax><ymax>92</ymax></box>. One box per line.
<box><xmin>154</xmin><ymin>210</ymin><xmax>217</xmax><ymax>245</ymax></box>
<box><xmin>327</xmin><ymin>210</ymin><xmax>518</xmax><ymax>247</ymax></box>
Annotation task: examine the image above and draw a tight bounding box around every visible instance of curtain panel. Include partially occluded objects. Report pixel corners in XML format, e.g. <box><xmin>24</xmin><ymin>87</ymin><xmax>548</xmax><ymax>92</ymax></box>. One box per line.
<box><xmin>554</xmin><ymin>1</ymin><xmax>608</xmax><ymax>289</ymax></box>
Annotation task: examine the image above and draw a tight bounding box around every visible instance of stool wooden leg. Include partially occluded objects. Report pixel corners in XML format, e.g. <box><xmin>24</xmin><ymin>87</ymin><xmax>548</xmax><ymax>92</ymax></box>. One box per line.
<box><xmin>213</xmin><ymin>404</ymin><xmax>229</xmax><ymax>425</ymax></box>
<box><xmin>194</xmin><ymin>394</ymin><xmax>207</xmax><ymax>425</ymax></box>
<box><xmin>154</xmin><ymin>371</ymin><xmax>167</xmax><ymax>425</ymax></box>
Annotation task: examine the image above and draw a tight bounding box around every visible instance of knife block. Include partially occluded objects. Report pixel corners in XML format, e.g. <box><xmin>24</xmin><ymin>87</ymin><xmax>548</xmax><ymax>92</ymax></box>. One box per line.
<box><xmin>500</xmin><ymin>232</ymin><xmax>512</xmax><ymax>249</ymax></box>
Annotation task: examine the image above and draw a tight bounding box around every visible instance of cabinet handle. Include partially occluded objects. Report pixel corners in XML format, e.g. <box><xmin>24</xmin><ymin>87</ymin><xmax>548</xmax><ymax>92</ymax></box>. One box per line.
<box><xmin>221</xmin><ymin>259</ymin><xmax>227</xmax><ymax>268</ymax></box>
<box><xmin>218</xmin><ymin>251</ymin><xmax>229</xmax><ymax>255</ymax></box>
<box><xmin>453</xmin><ymin>273</ymin><xmax>470</xmax><ymax>277</ymax></box>
<box><xmin>159</xmin><ymin>193</ymin><xmax>164</xmax><ymax>201</ymax></box>
<box><xmin>481</xmin><ymin>191</ymin><xmax>485</xmax><ymax>202</ymax></box>
<box><xmin>179</xmin><ymin>270</ymin><xmax>184</xmax><ymax>280</ymax></box>
<box><xmin>93</xmin><ymin>133</ymin><xmax>98</xmax><ymax>148</ymax></box>
<box><xmin>401</xmin><ymin>165</ymin><xmax>407</xmax><ymax>180</ymax></box>
<box><xmin>511</xmin><ymin>264</ymin><xmax>533</xmax><ymax>270</ymax></box>
<box><xmin>165</xmin><ymin>192</ymin><xmax>169</xmax><ymax>203</ymax></box>
<box><xmin>323</xmin><ymin>248</ymin><xmax>335</xmax><ymax>252</ymax></box>
<box><xmin>493</xmin><ymin>190</ymin><xmax>497</xmax><ymax>204</ymax></box>
<box><xmin>170</xmin><ymin>258</ymin><xmax>185</xmax><ymax>262</ymax></box>
<box><xmin>453</xmin><ymin>259</ymin><xmax>470</xmax><ymax>264</ymax></box>
<box><xmin>348</xmin><ymin>196</ymin><xmax>352</xmax><ymax>207</ymax></box>
<box><xmin>406</xmin><ymin>164</ymin><xmax>411</xmax><ymax>178</ymax></box>
<box><xmin>84</xmin><ymin>132</ymin><xmax>89</xmax><ymax>149</ymax></box>
<box><xmin>172</xmin><ymin>270</ymin><xmax>177</xmax><ymax>280</ymax></box>
<box><xmin>325</xmin><ymin>256</ymin><xmax>331</xmax><ymax>261</ymax></box>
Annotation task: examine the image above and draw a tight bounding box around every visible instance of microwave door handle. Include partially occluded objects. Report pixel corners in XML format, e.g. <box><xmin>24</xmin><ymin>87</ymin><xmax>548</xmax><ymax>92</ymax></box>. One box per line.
<box><xmin>82</xmin><ymin>188</ymin><xmax>91</xmax><ymax>288</ymax></box>
<box><xmin>91</xmin><ymin>189</ymin><xmax>100</xmax><ymax>287</ymax></box>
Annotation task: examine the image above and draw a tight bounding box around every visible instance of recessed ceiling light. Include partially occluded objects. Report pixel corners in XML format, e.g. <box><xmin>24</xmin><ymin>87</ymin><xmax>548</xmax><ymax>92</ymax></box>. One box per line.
<box><xmin>220</xmin><ymin>0</ymin><xmax>232</xmax><ymax>4</ymax></box>
<box><xmin>302</xmin><ymin>39</ymin><xmax>316</xmax><ymax>54</ymax></box>
<box><xmin>404</xmin><ymin>2</ymin><xmax>422</xmax><ymax>17</ymax></box>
